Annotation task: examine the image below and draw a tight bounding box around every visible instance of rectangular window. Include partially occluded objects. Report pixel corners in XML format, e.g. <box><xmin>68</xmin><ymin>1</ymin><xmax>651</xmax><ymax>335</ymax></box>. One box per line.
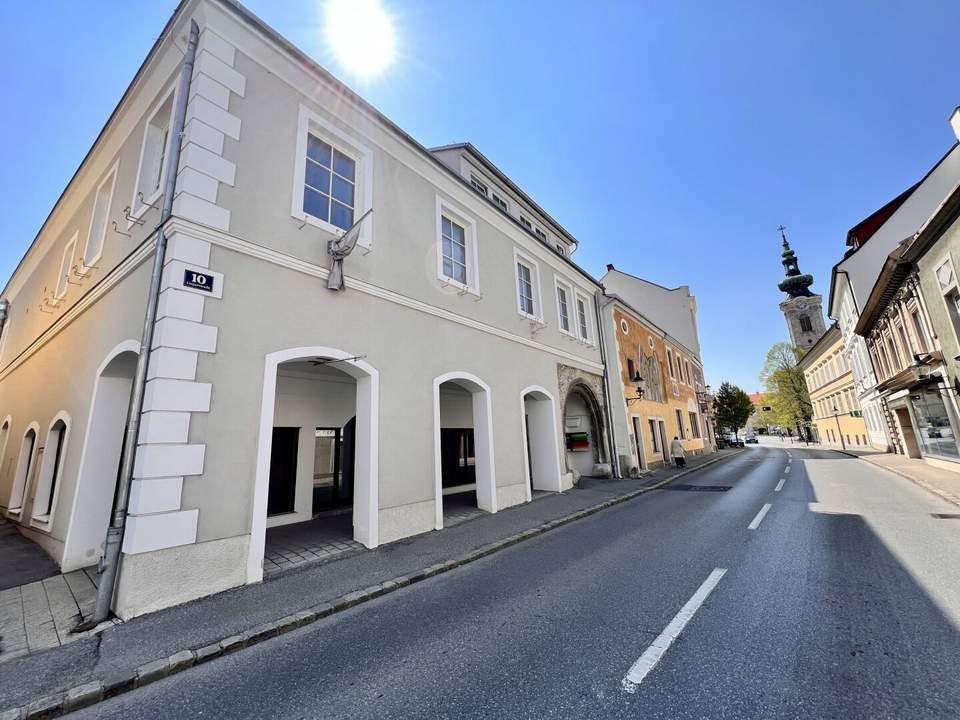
<box><xmin>517</xmin><ymin>261</ymin><xmax>534</xmax><ymax>315</ymax></box>
<box><xmin>133</xmin><ymin>91</ymin><xmax>174</xmax><ymax>216</ymax></box>
<box><xmin>627</xmin><ymin>358</ymin><xmax>636</xmax><ymax>383</ymax></box>
<box><xmin>648</xmin><ymin>419</ymin><xmax>659</xmax><ymax>452</ymax></box>
<box><xmin>675</xmin><ymin>409</ymin><xmax>686</xmax><ymax>439</ymax></box>
<box><xmin>556</xmin><ymin>284</ymin><xmax>571</xmax><ymax>332</ymax></box>
<box><xmin>685</xmin><ymin>361</ymin><xmax>691</xmax><ymax>386</ymax></box>
<box><xmin>303</xmin><ymin>134</ymin><xmax>356</xmax><ymax>231</ymax></box>
<box><xmin>55</xmin><ymin>234</ymin><xmax>78</xmax><ymax>300</ymax></box>
<box><xmin>491</xmin><ymin>192</ymin><xmax>509</xmax><ymax>213</ymax></box>
<box><xmin>520</xmin><ymin>215</ymin><xmax>533</xmax><ymax>231</ymax></box>
<box><xmin>83</xmin><ymin>165</ymin><xmax>118</xmax><ymax>269</ymax></box>
<box><xmin>441</xmin><ymin>216</ymin><xmax>468</xmax><ymax>285</ymax></box>
<box><xmin>912</xmin><ymin>310</ymin><xmax>929</xmax><ymax>351</ymax></box>
<box><xmin>689</xmin><ymin>411</ymin><xmax>700</xmax><ymax>438</ymax></box>
<box><xmin>577</xmin><ymin>297</ymin><xmax>590</xmax><ymax>340</ymax></box>
<box><xmin>534</xmin><ymin>227</ymin><xmax>548</xmax><ymax>244</ymax></box>
<box><xmin>666</xmin><ymin>349</ymin><xmax>676</xmax><ymax>379</ymax></box>
<box><xmin>470</xmin><ymin>175</ymin><xmax>489</xmax><ymax>197</ymax></box>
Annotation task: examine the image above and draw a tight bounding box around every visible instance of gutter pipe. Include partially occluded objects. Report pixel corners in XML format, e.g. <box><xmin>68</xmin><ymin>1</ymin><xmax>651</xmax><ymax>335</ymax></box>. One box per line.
<box><xmin>80</xmin><ymin>19</ymin><xmax>200</xmax><ymax>628</ymax></box>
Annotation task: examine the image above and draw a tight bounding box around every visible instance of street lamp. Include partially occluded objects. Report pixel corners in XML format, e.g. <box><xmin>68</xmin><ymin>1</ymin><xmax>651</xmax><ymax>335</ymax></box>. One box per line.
<box><xmin>832</xmin><ymin>405</ymin><xmax>846</xmax><ymax>450</ymax></box>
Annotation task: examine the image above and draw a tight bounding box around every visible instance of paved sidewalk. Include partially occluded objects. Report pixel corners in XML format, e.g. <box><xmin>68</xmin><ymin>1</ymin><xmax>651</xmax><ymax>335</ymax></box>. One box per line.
<box><xmin>840</xmin><ymin>449</ymin><xmax>960</xmax><ymax>508</ymax></box>
<box><xmin>0</xmin><ymin>448</ymin><xmax>741</xmax><ymax>715</ymax></box>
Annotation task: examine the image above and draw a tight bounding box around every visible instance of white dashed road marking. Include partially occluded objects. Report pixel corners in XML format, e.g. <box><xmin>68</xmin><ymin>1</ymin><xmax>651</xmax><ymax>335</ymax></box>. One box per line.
<box><xmin>748</xmin><ymin>503</ymin><xmax>772</xmax><ymax>530</ymax></box>
<box><xmin>621</xmin><ymin>568</ymin><xmax>727</xmax><ymax>693</ymax></box>
<box><xmin>784</xmin><ymin>466</ymin><xmax>791</xmax><ymax>474</ymax></box>
<box><xmin>775</xmin><ymin>478</ymin><xmax>786</xmax><ymax>492</ymax></box>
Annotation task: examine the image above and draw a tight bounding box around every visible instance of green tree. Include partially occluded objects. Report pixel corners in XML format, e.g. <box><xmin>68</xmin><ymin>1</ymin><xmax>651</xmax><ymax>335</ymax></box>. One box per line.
<box><xmin>714</xmin><ymin>382</ymin><xmax>754</xmax><ymax>439</ymax></box>
<box><xmin>760</xmin><ymin>342</ymin><xmax>813</xmax><ymax>437</ymax></box>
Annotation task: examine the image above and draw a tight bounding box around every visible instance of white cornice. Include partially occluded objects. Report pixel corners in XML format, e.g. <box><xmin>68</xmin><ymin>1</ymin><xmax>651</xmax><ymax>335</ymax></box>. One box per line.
<box><xmin>167</xmin><ymin>218</ymin><xmax>604</xmax><ymax>373</ymax></box>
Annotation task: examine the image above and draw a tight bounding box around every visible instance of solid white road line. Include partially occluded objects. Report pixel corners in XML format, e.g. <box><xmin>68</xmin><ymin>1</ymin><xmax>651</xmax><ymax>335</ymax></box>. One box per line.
<box><xmin>784</xmin><ymin>466</ymin><xmax>792</xmax><ymax>474</ymax></box>
<box><xmin>775</xmin><ymin>478</ymin><xmax>786</xmax><ymax>492</ymax></box>
<box><xmin>621</xmin><ymin>568</ymin><xmax>728</xmax><ymax>693</ymax></box>
<box><xmin>748</xmin><ymin>503</ymin><xmax>772</xmax><ymax>530</ymax></box>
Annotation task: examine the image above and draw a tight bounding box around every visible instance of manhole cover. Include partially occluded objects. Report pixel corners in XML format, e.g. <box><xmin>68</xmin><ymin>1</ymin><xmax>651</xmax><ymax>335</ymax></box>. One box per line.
<box><xmin>663</xmin><ymin>484</ymin><xmax>732</xmax><ymax>492</ymax></box>
<box><xmin>931</xmin><ymin>513</ymin><xmax>960</xmax><ymax>519</ymax></box>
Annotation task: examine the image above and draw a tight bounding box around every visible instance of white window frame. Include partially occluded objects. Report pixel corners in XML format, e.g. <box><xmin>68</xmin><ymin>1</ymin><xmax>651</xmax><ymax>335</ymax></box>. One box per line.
<box><xmin>81</xmin><ymin>161</ymin><xmax>119</xmax><ymax>273</ymax></box>
<box><xmin>574</xmin><ymin>290</ymin><xmax>594</xmax><ymax>344</ymax></box>
<box><xmin>666</xmin><ymin>347</ymin><xmax>676</xmax><ymax>379</ymax></box>
<box><xmin>54</xmin><ymin>232</ymin><xmax>78</xmax><ymax>301</ymax></box>
<box><xmin>291</xmin><ymin>104</ymin><xmax>374</xmax><ymax>249</ymax></box>
<box><xmin>491</xmin><ymin>190</ymin><xmax>510</xmax><ymax>214</ymax></box>
<box><xmin>534</xmin><ymin>226</ymin><xmax>549</xmax><ymax>245</ymax></box>
<box><xmin>513</xmin><ymin>248</ymin><xmax>543</xmax><ymax>321</ymax></box>
<box><xmin>435</xmin><ymin>195</ymin><xmax>480</xmax><ymax>296</ymax></box>
<box><xmin>554</xmin><ymin>277</ymin><xmax>575</xmax><ymax>336</ymax></box>
<box><xmin>469</xmin><ymin>174</ymin><xmax>489</xmax><ymax>198</ymax></box>
<box><xmin>31</xmin><ymin>412</ymin><xmax>71</xmax><ymax>527</ymax></box>
<box><xmin>129</xmin><ymin>85</ymin><xmax>177</xmax><ymax>224</ymax></box>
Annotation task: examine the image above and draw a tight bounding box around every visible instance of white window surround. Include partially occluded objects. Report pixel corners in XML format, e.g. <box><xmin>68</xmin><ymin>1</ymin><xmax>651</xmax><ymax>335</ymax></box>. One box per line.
<box><xmin>31</xmin><ymin>412</ymin><xmax>71</xmax><ymax>528</ymax></box>
<box><xmin>291</xmin><ymin>104</ymin><xmax>374</xmax><ymax>249</ymax></box>
<box><xmin>491</xmin><ymin>190</ymin><xmax>509</xmax><ymax>213</ymax></box>
<box><xmin>435</xmin><ymin>195</ymin><xmax>480</xmax><ymax>296</ymax></box>
<box><xmin>8</xmin><ymin>422</ymin><xmax>39</xmax><ymax>515</ymax></box>
<box><xmin>82</xmin><ymin>161</ymin><xmax>119</xmax><ymax>272</ymax></box>
<box><xmin>129</xmin><ymin>85</ymin><xmax>178</xmax><ymax>225</ymax></box>
<box><xmin>55</xmin><ymin>232</ymin><xmax>78</xmax><ymax>300</ymax></box>
<box><xmin>554</xmin><ymin>277</ymin><xmax>575</xmax><ymax>336</ymax></box>
<box><xmin>513</xmin><ymin>248</ymin><xmax>543</xmax><ymax>321</ymax></box>
<box><xmin>470</xmin><ymin>174</ymin><xmax>489</xmax><ymax>197</ymax></box>
<box><xmin>574</xmin><ymin>290</ymin><xmax>594</xmax><ymax>345</ymax></box>
<box><xmin>666</xmin><ymin>348</ymin><xmax>675</xmax><ymax>379</ymax></box>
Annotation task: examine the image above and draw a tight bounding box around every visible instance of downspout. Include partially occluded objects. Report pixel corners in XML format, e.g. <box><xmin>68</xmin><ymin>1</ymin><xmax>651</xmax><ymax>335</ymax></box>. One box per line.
<box><xmin>595</xmin><ymin>289</ymin><xmax>621</xmax><ymax>478</ymax></box>
<box><xmin>79</xmin><ymin>19</ymin><xmax>200</xmax><ymax>628</ymax></box>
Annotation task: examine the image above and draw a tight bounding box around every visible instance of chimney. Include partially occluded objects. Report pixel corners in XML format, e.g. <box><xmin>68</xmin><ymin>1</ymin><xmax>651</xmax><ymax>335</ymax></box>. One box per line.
<box><xmin>951</xmin><ymin>107</ymin><xmax>960</xmax><ymax>142</ymax></box>
<box><xmin>606</xmin><ymin>263</ymin><xmax>615</xmax><ymax>272</ymax></box>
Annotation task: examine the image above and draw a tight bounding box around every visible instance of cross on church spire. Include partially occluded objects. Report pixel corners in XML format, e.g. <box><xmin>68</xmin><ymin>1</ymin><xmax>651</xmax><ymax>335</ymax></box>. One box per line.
<box><xmin>778</xmin><ymin>225</ymin><xmax>788</xmax><ymax>245</ymax></box>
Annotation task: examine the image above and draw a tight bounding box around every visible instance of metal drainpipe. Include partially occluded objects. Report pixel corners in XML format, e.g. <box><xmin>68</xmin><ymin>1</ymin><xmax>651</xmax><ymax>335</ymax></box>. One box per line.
<box><xmin>79</xmin><ymin>19</ymin><xmax>200</xmax><ymax>629</ymax></box>
<box><xmin>594</xmin><ymin>290</ymin><xmax>621</xmax><ymax>478</ymax></box>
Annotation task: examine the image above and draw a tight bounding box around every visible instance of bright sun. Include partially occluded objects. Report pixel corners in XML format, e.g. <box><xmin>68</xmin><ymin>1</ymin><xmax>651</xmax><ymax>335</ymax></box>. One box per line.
<box><xmin>324</xmin><ymin>0</ymin><xmax>396</xmax><ymax>78</ymax></box>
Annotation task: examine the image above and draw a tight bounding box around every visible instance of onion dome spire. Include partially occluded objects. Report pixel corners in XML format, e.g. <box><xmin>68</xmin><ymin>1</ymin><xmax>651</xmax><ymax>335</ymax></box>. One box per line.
<box><xmin>777</xmin><ymin>225</ymin><xmax>814</xmax><ymax>297</ymax></box>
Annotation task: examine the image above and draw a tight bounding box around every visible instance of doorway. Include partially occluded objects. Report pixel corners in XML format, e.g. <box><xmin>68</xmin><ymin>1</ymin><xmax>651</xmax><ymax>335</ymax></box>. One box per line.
<box><xmin>632</xmin><ymin>416</ymin><xmax>647</xmax><ymax>472</ymax></box>
<box><xmin>433</xmin><ymin>372</ymin><xmax>496</xmax><ymax>529</ymax></box>
<box><xmin>562</xmin><ymin>383</ymin><xmax>605</xmax><ymax>478</ymax></box>
<box><xmin>894</xmin><ymin>407</ymin><xmax>921</xmax><ymax>458</ymax></box>
<box><xmin>521</xmin><ymin>386</ymin><xmax>561</xmax><ymax>498</ymax></box>
<box><xmin>62</xmin><ymin>343</ymin><xmax>138</xmax><ymax>572</ymax></box>
<box><xmin>658</xmin><ymin>421</ymin><xmax>669</xmax><ymax>463</ymax></box>
<box><xmin>250</xmin><ymin>347</ymin><xmax>379</xmax><ymax>584</ymax></box>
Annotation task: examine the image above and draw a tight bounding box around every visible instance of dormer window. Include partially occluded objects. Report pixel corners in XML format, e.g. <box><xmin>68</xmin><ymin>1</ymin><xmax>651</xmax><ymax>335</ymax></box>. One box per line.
<box><xmin>470</xmin><ymin>175</ymin><xmax>489</xmax><ymax>197</ymax></box>
<box><xmin>534</xmin><ymin>227</ymin><xmax>548</xmax><ymax>244</ymax></box>
<box><xmin>491</xmin><ymin>191</ymin><xmax>509</xmax><ymax>213</ymax></box>
<box><xmin>555</xmin><ymin>243</ymin><xmax>565</xmax><ymax>256</ymax></box>
<box><xmin>520</xmin><ymin>215</ymin><xmax>533</xmax><ymax>231</ymax></box>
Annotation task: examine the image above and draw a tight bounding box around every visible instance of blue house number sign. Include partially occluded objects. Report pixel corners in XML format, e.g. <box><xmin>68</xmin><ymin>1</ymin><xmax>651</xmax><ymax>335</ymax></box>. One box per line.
<box><xmin>183</xmin><ymin>269</ymin><xmax>213</xmax><ymax>293</ymax></box>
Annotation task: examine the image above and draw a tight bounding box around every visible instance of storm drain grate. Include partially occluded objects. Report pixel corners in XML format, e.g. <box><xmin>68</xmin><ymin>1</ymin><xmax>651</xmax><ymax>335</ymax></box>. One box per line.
<box><xmin>931</xmin><ymin>513</ymin><xmax>960</xmax><ymax>519</ymax></box>
<box><xmin>663</xmin><ymin>484</ymin><xmax>732</xmax><ymax>492</ymax></box>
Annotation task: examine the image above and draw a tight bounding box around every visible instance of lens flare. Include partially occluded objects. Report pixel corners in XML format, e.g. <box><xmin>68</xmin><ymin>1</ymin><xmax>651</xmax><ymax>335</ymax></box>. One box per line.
<box><xmin>324</xmin><ymin>0</ymin><xmax>396</xmax><ymax>78</ymax></box>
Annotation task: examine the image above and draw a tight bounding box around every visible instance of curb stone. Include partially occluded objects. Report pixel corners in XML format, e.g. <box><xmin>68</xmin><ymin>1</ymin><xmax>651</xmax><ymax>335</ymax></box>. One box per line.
<box><xmin>2</xmin><ymin>449</ymin><xmax>743</xmax><ymax>719</ymax></box>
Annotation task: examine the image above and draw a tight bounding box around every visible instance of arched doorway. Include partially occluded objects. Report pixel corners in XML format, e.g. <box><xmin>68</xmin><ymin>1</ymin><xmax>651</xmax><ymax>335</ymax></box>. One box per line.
<box><xmin>432</xmin><ymin>372</ymin><xmax>496</xmax><ymax>529</ymax></box>
<box><xmin>249</xmin><ymin>347</ymin><xmax>379</xmax><ymax>584</ymax></box>
<box><xmin>563</xmin><ymin>383</ymin><xmax>606</xmax><ymax>478</ymax></box>
<box><xmin>62</xmin><ymin>341</ymin><xmax>139</xmax><ymax>571</ymax></box>
<box><xmin>520</xmin><ymin>386</ymin><xmax>562</xmax><ymax>498</ymax></box>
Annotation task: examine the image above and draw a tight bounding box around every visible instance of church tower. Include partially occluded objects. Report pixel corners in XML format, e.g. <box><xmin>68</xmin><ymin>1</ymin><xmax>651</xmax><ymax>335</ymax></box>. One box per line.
<box><xmin>777</xmin><ymin>227</ymin><xmax>825</xmax><ymax>348</ymax></box>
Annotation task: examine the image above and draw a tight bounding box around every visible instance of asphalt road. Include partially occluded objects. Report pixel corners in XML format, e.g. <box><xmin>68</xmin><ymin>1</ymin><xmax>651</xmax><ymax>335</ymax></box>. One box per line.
<box><xmin>69</xmin><ymin>443</ymin><xmax>960</xmax><ymax>719</ymax></box>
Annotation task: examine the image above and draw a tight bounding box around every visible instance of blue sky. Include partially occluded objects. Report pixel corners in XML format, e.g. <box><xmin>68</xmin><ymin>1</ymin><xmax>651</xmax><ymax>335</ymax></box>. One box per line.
<box><xmin>2</xmin><ymin>1</ymin><xmax>959</xmax><ymax>391</ymax></box>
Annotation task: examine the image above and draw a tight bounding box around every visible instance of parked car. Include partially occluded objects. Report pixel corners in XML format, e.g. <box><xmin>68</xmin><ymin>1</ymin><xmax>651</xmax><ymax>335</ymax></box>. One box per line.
<box><xmin>725</xmin><ymin>433</ymin><xmax>745</xmax><ymax>447</ymax></box>
<box><xmin>744</xmin><ymin>433</ymin><xmax>758</xmax><ymax>444</ymax></box>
